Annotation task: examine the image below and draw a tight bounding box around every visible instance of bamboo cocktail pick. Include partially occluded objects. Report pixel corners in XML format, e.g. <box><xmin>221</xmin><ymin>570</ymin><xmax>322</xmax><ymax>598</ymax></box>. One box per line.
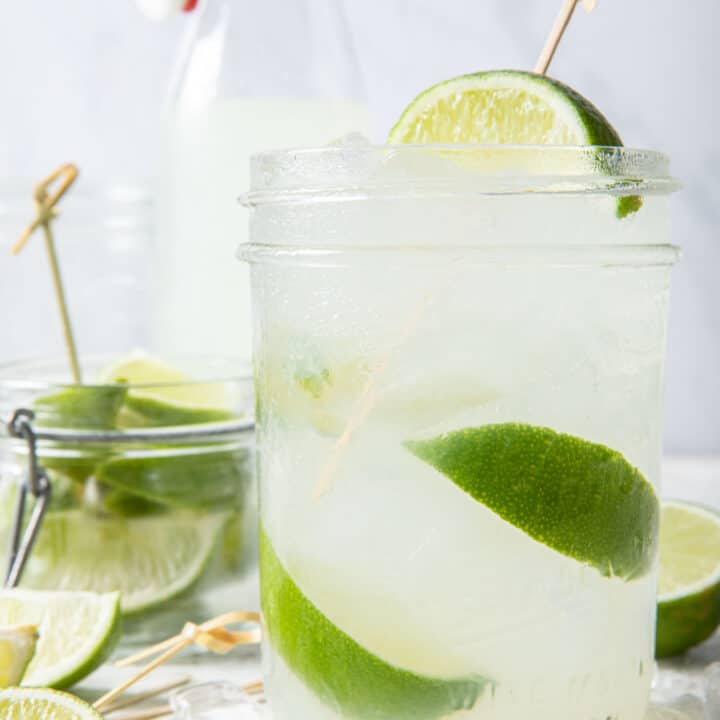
<box><xmin>313</xmin><ymin>0</ymin><xmax>597</xmax><ymax>499</ymax></box>
<box><xmin>535</xmin><ymin>0</ymin><xmax>597</xmax><ymax>75</ymax></box>
<box><xmin>12</xmin><ymin>164</ymin><xmax>82</xmax><ymax>383</ymax></box>
<box><xmin>93</xmin><ymin>610</ymin><xmax>262</xmax><ymax>715</ymax></box>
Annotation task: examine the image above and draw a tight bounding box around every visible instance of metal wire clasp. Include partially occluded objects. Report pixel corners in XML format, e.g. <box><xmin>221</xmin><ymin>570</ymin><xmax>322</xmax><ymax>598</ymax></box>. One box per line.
<box><xmin>4</xmin><ymin>408</ymin><xmax>52</xmax><ymax>588</ymax></box>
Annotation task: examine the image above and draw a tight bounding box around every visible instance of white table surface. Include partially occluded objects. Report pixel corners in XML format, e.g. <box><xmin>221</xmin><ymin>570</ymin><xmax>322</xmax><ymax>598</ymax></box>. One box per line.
<box><xmin>80</xmin><ymin>456</ymin><xmax>720</xmax><ymax>716</ymax></box>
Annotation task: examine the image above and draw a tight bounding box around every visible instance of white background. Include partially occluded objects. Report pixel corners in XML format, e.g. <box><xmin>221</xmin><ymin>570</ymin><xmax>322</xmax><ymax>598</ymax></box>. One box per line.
<box><xmin>0</xmin><ymin>0</ymin><xmax>717</xmax><ymax>454</ymax></box>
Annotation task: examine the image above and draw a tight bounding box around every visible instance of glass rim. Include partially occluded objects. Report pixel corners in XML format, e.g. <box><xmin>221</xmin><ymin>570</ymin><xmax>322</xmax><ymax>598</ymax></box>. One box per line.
<box><xmin>241</xmin><ymin>144</ymin><xmax>679</xmax><ymax>206</ymax></box>
<box><xmin>0</xmin><ymin>354</ymin><xmax>253</xmax><ymax>393</ymax></box>
<box><xmin>0</xmin><ymin>355</ymin><xmax>255</xmax><ymax>441</ymax></box>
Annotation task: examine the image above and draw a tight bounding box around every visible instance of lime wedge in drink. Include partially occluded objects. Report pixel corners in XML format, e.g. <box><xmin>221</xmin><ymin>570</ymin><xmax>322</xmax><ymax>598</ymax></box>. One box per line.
<box><xmin>97</xmin><ymin>352</ymin><xmax>234</xmax><ymax>427</ymax></box>
<box><xmin>0</xmin><ymin>625</ymin><xmax>38</xmax><ymax>687</ymax></box>
<box><xmin>263</xmin><ymin>349</ymin><xmax>497</xmax><ymax>437</ymax></box>
<box><xmin>260</xmin><ymin>530</ymin><xmax>489</xmax><ymax>719</ymax></box>
<box><xmin>260</xmin><ymin>352</ymin><xmax>371</xmax><ymax>436</ymax></box>
<box><xmin>0</xmin><ymin>688</ymin><xmax>101</xmax><ymax>719</ymax></box>
<box><xmin>406</xmin><ymin>423</ymin><xmax>659</xmax><ymax>579</ymax></box>
<box><xmin>21</xmin><ymin>512</ymin><xmax>227</xmax><ymax>615</ymax></box>
<box><xmin>389</xmin><ymin>69</ymin><xmax>639</xmax><ymax>218</ymax></box>
<box><xmin>0</xmin><ymin>590</ymin><xmax>120</xmax><ymax>689</ymax></box>
<box><xmin>655</xmin><ymin>501</ymin><xmax>720</xmax><ymax>657</ymax></box>
<box><xmin>96</xmin><ymin>448</ymin><xmax>249</xmax><ymax>509</ymax></box>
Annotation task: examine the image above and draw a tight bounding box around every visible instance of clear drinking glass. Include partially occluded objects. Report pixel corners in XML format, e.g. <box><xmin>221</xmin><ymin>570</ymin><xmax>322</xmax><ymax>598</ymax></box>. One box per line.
<box><xmin>0</xmin><ymin>356</ymin><xmax>256</xmax><ymax>645</ymax></box>
<box><xmin>240</xmin><ymin>145</ymin><xmax>679</xmax><ymax>720</ymax></box>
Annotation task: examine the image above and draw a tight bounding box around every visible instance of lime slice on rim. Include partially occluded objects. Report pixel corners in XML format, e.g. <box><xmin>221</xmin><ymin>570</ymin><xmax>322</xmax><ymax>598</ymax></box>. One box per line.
<box><xmin>389</xmin><ymin>70</ymin><xmax>622</xmax><ymax>146</ymax></box>
<box><xmin>0</xmin><ymin>590</ymin><xmax>120</xmax><ymax>689</ymax></box>
<box><xmin>0</xmin><ymin>625</ymin><xmax>38</xmax><ymax>687</ymax></box>
<box><xmin>260</xmin><ymin>529</ymin><xmax>489</xmax><ymax>719</ymax></box>
<box><xmin>389</xmin><ymin>69</ymin><xmax>639</xmax><ymax>218</ymax></box>
<box><xmin>0</xmin><ymin>688</ymin><xmax>101</xmax><ymax>719</ymax></box>
<box><xmin>97</xmin><ymin>352</ymin><xmax>234</xmax><ymax>427</ymax></box>
<box><xmin>655</xmin><ymin>501</ymin><xmax>720</xmax><ymax>657</ymax></box>
<box><xmin>21</xmin><ymin>511</ymin><xmax>227</xmax><ymax>615</ymax></box>
<box><xmin>406</xmin><ymin>423</ymin><xmax>659</xmax><ymax>579</ymax></box>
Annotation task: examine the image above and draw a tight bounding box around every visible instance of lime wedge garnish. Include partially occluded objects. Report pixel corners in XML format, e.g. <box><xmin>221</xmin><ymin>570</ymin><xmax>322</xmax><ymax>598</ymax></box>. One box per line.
<box><xmin>97</xmin><ymin>352</ymin><xmax>233</xmax><ymax>427</ymax></box>
<box><xmin>96</xmin><ymin>448</ymin><xmax>249</xmax><ymax>509</ymax></box>
<box><xmin>21</xmin><ymin>511</ymin><xmax>227</xmax><ymax>615</ymax></box>
<box><xmin>406</xmin><ymin>423</ymin><xmax>659</xmax><ymax>579</ymax></box>
<box><xmin>260</xmin><ymin>529</ymin><xmax>489</xmax><ymax>719</ymax></box>
<box><xmin>0</xmin><ymin>624</ymin><xmax>38</xmax><ymax>687</ymax></box>
<box><xmin>389</xmin><ymin>69</ymin><xmax>639</xmax><ymax>218</ymax></box>
<box><xmin>0</xmin><ymin>688</ymin><xmax>101</xmax><ymax>719</ymax></box>
<box><xmin>0</xmin><ymin>590</ymin><xmax>120</xmax><ymax>689</ymax></box>
<box><xmin>655</xmin><ymin>501</ymin><xmax>720</xmax><ymax>657</ymax></box>
<box><xmin>389</xmin><ymin>70</ymin><xmax>621</xmax><ymax>145</ymax></box>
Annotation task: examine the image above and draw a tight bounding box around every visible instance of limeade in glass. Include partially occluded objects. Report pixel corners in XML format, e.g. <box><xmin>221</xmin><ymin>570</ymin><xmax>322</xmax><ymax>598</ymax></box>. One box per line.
<box><xmin>241</xmin><ymin>145</ymin><xmax>678</xmax><ymax>720</ymax></box>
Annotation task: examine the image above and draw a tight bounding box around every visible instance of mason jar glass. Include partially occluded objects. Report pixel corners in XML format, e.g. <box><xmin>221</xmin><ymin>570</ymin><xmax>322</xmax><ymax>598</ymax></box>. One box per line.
<box><xmin>0</xmin><ymin>356</ymin><xmax>256</xmax><ymax>646</ymax></box>
<box><xmin>239</xmin><ymin>145</ymin><xmax>679</xmax><ymax>720</ymax></box>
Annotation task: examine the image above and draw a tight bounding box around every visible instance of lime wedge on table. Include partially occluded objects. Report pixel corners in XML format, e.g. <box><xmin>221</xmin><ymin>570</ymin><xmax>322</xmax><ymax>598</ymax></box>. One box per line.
<box><xmin>260</xmin><ymin>530</ymin><xmax>488</xmax><ymax>719</ymax></box>
<box><xmin>0</xmin><ymin>625</ymin><xmax>38</xmax><ymax>687</ymax></box>
<box><xmin>21</xmin><ymin>512</ymin><xmax>227</xmax><ymax>615</ymax></box>
<box><xmin>0</xmin><ymin>590</ymin><xmax>120</xmax><ymax>689</ymax></box>
<box><xmin>0</xmin><ymin>688</ymin><xmax>101</xmax><ymax>719</ymax></box>
<box><xmin>389</xmin><ymin>69</ymin><xmax>640</xmax><ymax>218</ymax></box>
<box><xmin>406</xmin><ymin>423</ymin><xmax>659</xmax><ymax>579</ymax></box>
<box><xmin>655</xmin><ymin>501</ymin><xmax>720</xmax><ymax>657</ymax></box>
<box><xmin>97</xmin><ymin>353</ymin><xmax>233</xmax><ymax>427</ymax></box>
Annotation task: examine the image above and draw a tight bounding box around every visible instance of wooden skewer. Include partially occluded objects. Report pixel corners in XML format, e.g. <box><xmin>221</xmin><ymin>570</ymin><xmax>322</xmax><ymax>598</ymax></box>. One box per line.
<box><xmin>12</xmin><ymin>164</ymin><xmax>82</xmax><ymax>383</ymax></box>
<box><xmin>101</xmin><ymin>675</ymin><xmax>192</xmax><ymax>714</ymax></box>
<box><xmin>95</xmin><ymin>611</ymin><xmax>262</xmax><ymax>713</ymax></box>
<box><xmin>111</xmin><ymin>705</ymin><xmax>173</xmax><ymax>720</ymax></box>
<box><xmin>114</xmin><ymin>610</ymin><xmax>261</xmax><ymax>668</ymax></box>
<box><xmin>106</xmin><ymin>679</ymin><xmax>264</xmax><ymax>719</ymax></box>
<box><xmin>12</xmin><ymin>164</ymin><xmax>79</xmax><ymax>254</ymax></box>
<box><xmin>534</xmin><ymin>0</ymin><xmax>580</xmax><ymax>75</ymax></box>
<box><xmin>94</xmin><ymin>635</ymin><xmax>193</xmax><ymax>712</ymax></box>
<box><xmin>243</xmin><ymin>679</ymin><xmax>265</xmax><ymax>695</ymax></box>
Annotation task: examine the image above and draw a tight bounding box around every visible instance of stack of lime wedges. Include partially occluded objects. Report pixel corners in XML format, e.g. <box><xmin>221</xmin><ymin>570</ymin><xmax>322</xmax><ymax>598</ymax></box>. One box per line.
<box><xmin>12</xmin><ymin>353</ymin><xmax>247</xmax><ymax>618</ymax></box>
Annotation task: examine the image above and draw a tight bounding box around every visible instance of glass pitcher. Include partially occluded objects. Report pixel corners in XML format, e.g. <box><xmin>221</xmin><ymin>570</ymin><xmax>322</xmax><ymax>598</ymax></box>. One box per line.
<box><xmin>154</xmin><ymin>0</ymin><xmax>369</xmax><ymax>361</ymax></box>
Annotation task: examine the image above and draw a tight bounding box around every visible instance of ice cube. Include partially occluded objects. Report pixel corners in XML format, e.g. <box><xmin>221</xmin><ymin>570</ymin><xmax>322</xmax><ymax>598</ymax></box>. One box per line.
<box><xmin>171</xmin><ymin>681</ymin><xmax>264</xmax><ymax>719</ymax></box>
<box><xmin>326</xmin><ymin>132</ymin><xmax>371</xmax><ymax>148</ymax></box>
